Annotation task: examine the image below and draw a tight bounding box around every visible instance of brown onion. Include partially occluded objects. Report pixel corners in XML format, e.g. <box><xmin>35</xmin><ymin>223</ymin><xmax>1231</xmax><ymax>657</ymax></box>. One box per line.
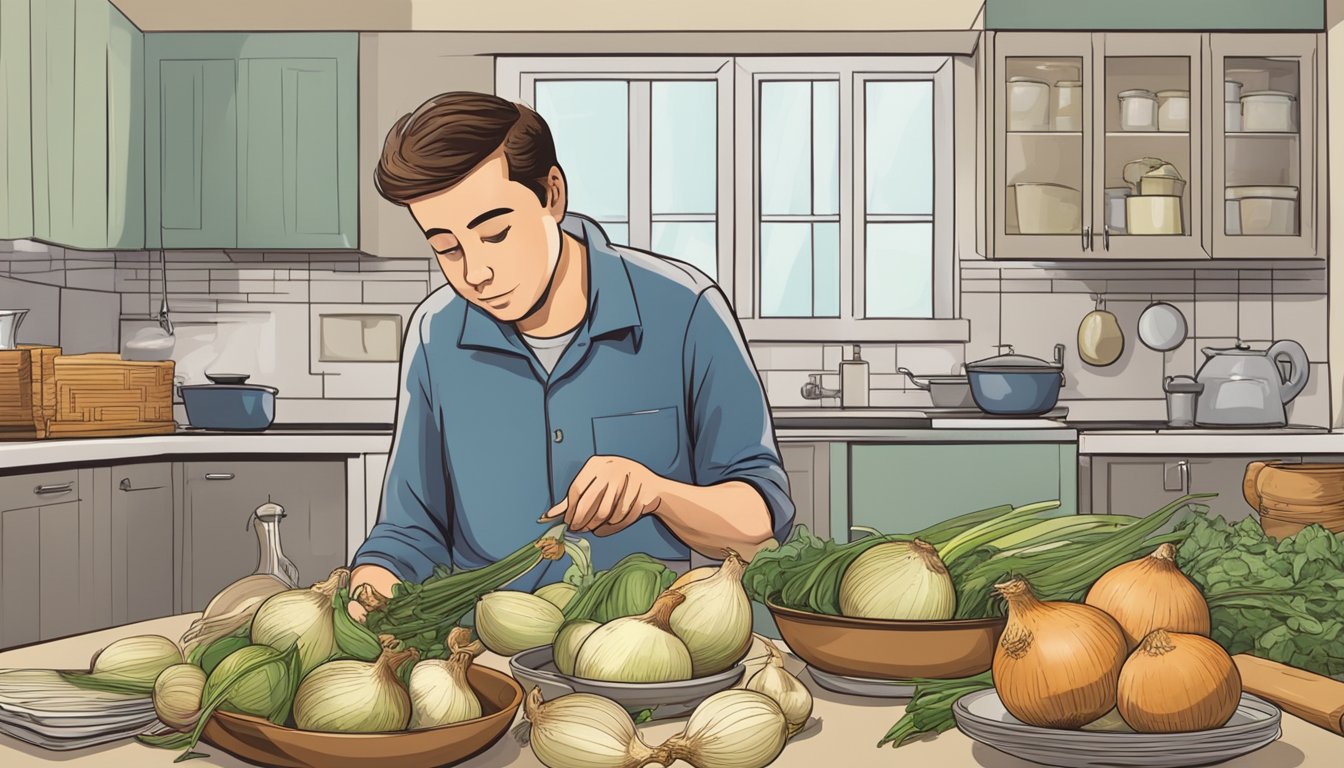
<box><xmin>1117</xmin><ymin>629</ymin><xmax>1241</xmax><ymax>733</ymax></box>
<box><xmin>993</xmin><ymin>577</ymin><xmax>1127</xmax><ymax>729</ymax></box>
<box><xmin>1085</xmin><ymin>543</ymin><xmax>1210</xmax><ymax>651</ymax></box>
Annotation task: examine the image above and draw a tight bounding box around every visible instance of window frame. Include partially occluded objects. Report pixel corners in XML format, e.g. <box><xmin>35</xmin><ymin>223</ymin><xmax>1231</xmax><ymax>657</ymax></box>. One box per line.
<box><xmin>497</xmin><ymin>55</ymin><xmax>967</xmax><ymax>343</ymax></box>
<box><xmin>496</xmin><ymin>57</ymin><xmax>735</xmax><ymax>285</ymax></box>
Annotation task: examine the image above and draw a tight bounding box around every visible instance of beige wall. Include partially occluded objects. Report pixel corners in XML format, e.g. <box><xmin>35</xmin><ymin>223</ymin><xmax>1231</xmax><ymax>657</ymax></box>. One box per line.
<box><xmin>112</xmin><ymin>0</ymin><xmax>984</xmax><ymax>32</ymax></box>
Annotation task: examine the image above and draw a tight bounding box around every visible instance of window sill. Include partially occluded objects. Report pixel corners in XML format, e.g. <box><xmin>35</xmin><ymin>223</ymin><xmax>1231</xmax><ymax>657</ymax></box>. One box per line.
<box><xmin>740</xmin><ymin>318</ymin><xmax>970</xmax><ymax>343</ymax></box>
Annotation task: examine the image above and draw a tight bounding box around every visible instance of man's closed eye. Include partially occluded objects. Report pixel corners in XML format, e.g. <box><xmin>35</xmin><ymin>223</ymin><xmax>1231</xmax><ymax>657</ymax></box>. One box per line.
<box><xmin>481</xmin><ymin>226</ymin><xmax>511</xmax><ymax>244</ymax></box>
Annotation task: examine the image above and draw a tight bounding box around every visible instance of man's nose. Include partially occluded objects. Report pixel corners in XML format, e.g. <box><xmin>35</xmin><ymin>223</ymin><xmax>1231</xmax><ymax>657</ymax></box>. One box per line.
<box><xmin>464</xmin><ymin>254</ymin><xmax>493</xmax><ymax>289</ymax></box>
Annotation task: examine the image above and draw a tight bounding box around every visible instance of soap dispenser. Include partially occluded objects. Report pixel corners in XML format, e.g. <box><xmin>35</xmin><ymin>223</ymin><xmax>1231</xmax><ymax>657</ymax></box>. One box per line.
<box><xmin>840</xmin><ymin>345</ymin><xmax>870</xmax><ymax>408</ymax></box>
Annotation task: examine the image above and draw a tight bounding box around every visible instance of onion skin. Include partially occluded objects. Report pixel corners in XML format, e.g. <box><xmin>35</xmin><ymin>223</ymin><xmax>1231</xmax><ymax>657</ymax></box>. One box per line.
<box><xmin>992</xmin><ymin>578</ymin><xmax>1127</xmax><ymax>730</ymax></box>
<box><xmin>574</xmin><ymin>591</ymin><xmax>692</xmax><ymax>683</ymax></box>
<box><xmin>1085</xmin><ymin>543</ymin><xmax>1211</xmax><ymax>651</ymax></box>
<box><xmin>1118</xmin><ymin>629</ymin><xmax>1242</xmax><ymax>733</ymax></box>
<box><xmin>669</xmin><ymin>551</ymin><xmax>753</xmax><ymax>676</ymax></box>
<box><xmin>838</xmin><ymin>539</ymin><xmax>956</xmax><ymax>620</ymax></box>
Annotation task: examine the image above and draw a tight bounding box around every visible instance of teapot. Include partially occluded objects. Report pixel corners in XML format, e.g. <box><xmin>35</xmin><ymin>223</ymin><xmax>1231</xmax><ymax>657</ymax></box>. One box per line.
<box><xmin>1194</xmin><ymin>340</ymin><xmax>1308</xmax><ymax>427</ymax></box>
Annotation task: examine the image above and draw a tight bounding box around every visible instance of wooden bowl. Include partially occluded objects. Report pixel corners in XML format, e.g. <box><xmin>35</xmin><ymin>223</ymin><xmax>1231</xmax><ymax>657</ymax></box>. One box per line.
<box><xmin>767</xmin><ymin>602</ymin><xmax>1005</xmax><ymax>680</ymax></box>
<box><xmin>200</xmin><ymin>665</ymin><xmax>523</xmax><ymax>768</ymax></box>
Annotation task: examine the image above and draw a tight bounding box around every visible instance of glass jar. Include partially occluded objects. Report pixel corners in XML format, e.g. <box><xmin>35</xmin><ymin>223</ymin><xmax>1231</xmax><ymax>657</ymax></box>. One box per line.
<box><xmin>1118</xmin><ymin>89</ymin><xmax>1158</xmax><ymax>131</ymax></box>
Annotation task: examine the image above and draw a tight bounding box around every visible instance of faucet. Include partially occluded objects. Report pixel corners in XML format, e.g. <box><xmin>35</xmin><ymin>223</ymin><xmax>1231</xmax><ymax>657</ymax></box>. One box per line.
<box><xmin>801</xmin><ymin>373</ymin><xmax>841</xmax><ymax>401</ymax></box>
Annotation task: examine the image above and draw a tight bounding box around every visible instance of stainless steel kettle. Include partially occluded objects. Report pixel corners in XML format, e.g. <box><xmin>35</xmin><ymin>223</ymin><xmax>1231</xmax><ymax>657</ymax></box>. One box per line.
<box><xmin>1193</xmin><ymin>340</ymin><xmax>1309</xmax><ymax>427</ymax></box>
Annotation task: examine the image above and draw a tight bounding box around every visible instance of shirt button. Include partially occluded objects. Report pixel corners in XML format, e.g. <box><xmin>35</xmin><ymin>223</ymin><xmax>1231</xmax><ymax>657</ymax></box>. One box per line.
<box><xmin>553</xmin><ymin>429</ymin><xmax>564</xmax><ymax>443</ymax></box>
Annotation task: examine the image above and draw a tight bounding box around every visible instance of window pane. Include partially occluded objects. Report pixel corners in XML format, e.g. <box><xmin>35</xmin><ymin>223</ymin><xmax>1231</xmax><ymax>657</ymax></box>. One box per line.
<box><xmin>652</xmin><ymin>221</ymin><xmax>717</xmax><ymax>279</ymax></box>
<box><xmin>760</xmin><ymin>223</ymin><xmax>812</xmax><ymax>317</ymax></box>
<box><xmin>652</xmin><ymin>82</ymin><xmax>716</xmax><ymax>215</ymax></box>
<box><xmin>535</xmin><ymin>81</ymin><xmax>629</xmax><ymax>221</ymax></box>
<box><xmin>867</xmin><ymin>81</ymin><xmax>933</xmax><ymax>215</ymax></box>
<box><xmin>813</xmin><ymin>82</ymin><xmax>840</xmax><ymax>216</ymax></box>
<box><xmin>759</xmin><ymin>82</ymin><xmax>812</xmax><ymax>215</ymax></box>
<box><xmin>813</xmin><ymin>222</ymin><xmax>839</xmax><ymax>317</ymax></box>
<box><xmin>599</xmin><ymin>222</ymin><xmax>629</xmax><ymax>245</ymax></box>
<box><xmin>866</xmin><ymin>223</ymin><xmax>933</xmax><ymax>318</ymax></box>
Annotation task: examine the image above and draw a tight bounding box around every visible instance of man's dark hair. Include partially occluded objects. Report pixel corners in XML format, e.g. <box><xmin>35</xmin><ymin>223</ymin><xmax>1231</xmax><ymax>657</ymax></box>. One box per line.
<box><xmin>375</xmin><ymin>91</ymin><xmax>558</xmax><ymax>206</ymax></box>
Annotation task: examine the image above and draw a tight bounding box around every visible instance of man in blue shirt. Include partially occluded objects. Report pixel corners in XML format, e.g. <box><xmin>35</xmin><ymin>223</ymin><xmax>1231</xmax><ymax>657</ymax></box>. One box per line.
<box><xmin>349</xmin><ymin>92</ymin><xmax>793</xmax><ymax>612</ymax></box>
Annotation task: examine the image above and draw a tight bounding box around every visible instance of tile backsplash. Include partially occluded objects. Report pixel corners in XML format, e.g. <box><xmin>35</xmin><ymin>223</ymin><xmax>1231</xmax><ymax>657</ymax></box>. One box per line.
<box><xmin>0</xmin><ymin>238</ymin><xmax>1331</xmax><ymax>426</ymax></box>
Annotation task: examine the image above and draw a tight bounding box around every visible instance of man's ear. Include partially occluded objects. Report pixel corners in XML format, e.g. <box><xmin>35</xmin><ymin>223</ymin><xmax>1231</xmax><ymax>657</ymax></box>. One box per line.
<box><xmin>546</xmin><ymin>166</ymin><xmax>567</xmax><ymax>218</ymax></box>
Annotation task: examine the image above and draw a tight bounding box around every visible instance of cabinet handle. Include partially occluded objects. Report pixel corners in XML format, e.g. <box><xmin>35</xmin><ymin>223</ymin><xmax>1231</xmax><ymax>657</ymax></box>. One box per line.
<box><xmin>1178</xmin><ymin>460</ymin><xmax>1190</xmax><ymax>496</ymax></box>
<box><xmin>119</xmin><ymin>478</ymin><xmax>132</xmax><ymax>492</ymax></box>
<box><xmin>205</xmin><ymin>473</ymin><xmax>235</xmax><ymax>481</ymax></box>
<box><xmin>1103</xmin><ymin>226</ymin><xmax>1111</xmax><ymax>251</ymax></box>
<box><xmin>34</xmin><ymin>482</ymin><xmax>73</xmax><ymax>496</ymax></box>
<box><xmin>1082</xmin><ymin>226</ymin><xmax>1092</xmax><ymax>251</ymax></box>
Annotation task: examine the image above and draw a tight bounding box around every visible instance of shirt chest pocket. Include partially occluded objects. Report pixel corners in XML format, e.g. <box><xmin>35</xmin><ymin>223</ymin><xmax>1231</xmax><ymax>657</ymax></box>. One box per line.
<box><xmin>591</xmin><ymin>407</ymin><xmax>682</xmax><ymax>475</ymax></box>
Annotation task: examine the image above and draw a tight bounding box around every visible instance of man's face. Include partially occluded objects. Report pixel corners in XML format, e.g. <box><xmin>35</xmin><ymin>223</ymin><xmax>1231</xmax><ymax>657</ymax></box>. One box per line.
<box><xmin>408</xmin><ymin>154</ymin><xmax>564</xmax><ymax>323</ymax></box>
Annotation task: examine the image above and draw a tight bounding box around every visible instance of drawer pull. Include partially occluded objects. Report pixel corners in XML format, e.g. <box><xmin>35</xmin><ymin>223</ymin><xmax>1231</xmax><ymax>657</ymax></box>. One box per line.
<box><xmin>205</xmin><ymin>473</ymin><xmax>235</xmax><ymax>481</ymax></box>
<box><xmin>34</xmin><ymin>482</ymin><xmax>73</xmax><ymax>496</ymax></box>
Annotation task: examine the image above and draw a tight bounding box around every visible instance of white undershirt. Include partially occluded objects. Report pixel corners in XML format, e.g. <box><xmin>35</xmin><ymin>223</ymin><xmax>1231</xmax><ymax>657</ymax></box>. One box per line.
<box><xmin>521</xmin><ymin>328</ymin><xmax>579</xmax><ymax>374</ymax></box>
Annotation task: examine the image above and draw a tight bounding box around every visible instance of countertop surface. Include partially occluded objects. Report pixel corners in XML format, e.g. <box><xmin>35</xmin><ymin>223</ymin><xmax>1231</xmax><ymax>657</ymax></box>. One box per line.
<box><xmin>0</xmin><ymin>412</ymin><xmax>1340</xmax><ymax>471</ymax></box>
<box><xmin>1</xmin><ymin>614</ymin><xmax>1336</xmax><ymax>768</ymax></box>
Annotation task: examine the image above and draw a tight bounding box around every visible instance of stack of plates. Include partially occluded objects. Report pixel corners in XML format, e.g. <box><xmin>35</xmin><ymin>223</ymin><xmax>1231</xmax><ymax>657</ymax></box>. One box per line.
<box><xmin>953</xmin><ymin>689</ymin><xmax>1282</xmax><ymax>768</ymax></box>
<box><xmin>0</xmin><ymin>669</ymin><xmax>158</xmax><ymax>750</ymax></box>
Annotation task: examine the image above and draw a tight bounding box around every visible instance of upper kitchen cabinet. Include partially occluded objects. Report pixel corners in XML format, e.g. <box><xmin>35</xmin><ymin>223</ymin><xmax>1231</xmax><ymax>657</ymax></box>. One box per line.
<box><xmin>0</xmin><ymin>0</ymin><xmax>34</xmax><ymax>240</ymax></box>
<box><xmin>1209</xmin><ymin>34</ymin><xmax>1323</xmax><ymax>259</ymax></box>
<box><xmin>27</xmin><ymin>0</ymin><xmax>145</xmax><ymax>250</ymax></box>
<box><xmin>146</xmin><ymin>33</ymin><xmax>358</xmax><ymax>250</ymax></box>
<box><xmin>987</xmin><ymin>31</ymin><xmax>1323</xmax><ymax>260</ymax></box>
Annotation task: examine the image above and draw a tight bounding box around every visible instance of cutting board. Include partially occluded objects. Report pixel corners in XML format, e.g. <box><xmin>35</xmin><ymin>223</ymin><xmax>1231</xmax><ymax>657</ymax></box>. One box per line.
<box><xmin>1233</xmin><ymin>654</ymin><xmax>1344</xmax><ymax>736</ymax></box>
<box><xmin>0</xmin><ymin>345</ymin><xmax>60</xmax><ymax>438</ymax></box>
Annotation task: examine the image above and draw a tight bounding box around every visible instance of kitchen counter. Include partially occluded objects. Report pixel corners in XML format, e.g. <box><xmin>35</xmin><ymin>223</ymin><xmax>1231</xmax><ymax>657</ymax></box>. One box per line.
<box><xmin>0</xmin><ymin>615</ymin><xmax>1335</xmax><ymax>768</ymax></box>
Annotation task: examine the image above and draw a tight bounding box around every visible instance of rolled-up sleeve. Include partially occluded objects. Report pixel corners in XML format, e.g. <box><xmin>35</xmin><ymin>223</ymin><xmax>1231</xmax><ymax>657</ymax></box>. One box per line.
<box><xmin>682</xmin><ymin>287</ymin><xmax>795</xmax><ymax>543</ymax></box>
<box><xmin>352</xmin><ymin>311</ymin><xmax>452</xmax><ymax>583</ymax></box>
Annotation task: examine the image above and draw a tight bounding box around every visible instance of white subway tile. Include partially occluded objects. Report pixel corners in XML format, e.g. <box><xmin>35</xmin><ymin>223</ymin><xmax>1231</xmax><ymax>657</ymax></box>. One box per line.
<box><xmin>869</xmin><ymin>389</ymin><xmax>933</xmax><ymax>408</ymax></box>
<box><xmin>1193</xmin><ymin>296</ymin><xmax>1237</xmax><ymax>338</ymax></box>
<box><xmin>1238</xmin><ymin>295</ymin><xmax>1273</xmax><ymax>343</ymax></box>
<box><xmin>822</xmin><ymin>345</ymin><xmax>843</xmax><ymax>372</ymax></box>
<box><xmin>748</xmin><ymin>343</ymin><xmax>823</xmax><ymax>372</ymax></box>
<box><xmin>364</xmin><ymin>281</ymin><xmax>429</xmax><ymax>303</ymax></box>
<box><xmin>1286</xmin><ymin>364</ymin><xmax>1330</xmax><ymax>427</ymax></box>
<box><xmin>896</xmin><ymin>343</ymin><xmax>962</xmax><ymax>375</ymax></box>
<box><xmin>1272</xmin><ymin>295</ymin><xmax>1327</xmax><ymax>362</ymax></box>
<box><xmin>311</xmin><ymin>280</ymin><xmax>364</xmax><ymax>303</ymax></box>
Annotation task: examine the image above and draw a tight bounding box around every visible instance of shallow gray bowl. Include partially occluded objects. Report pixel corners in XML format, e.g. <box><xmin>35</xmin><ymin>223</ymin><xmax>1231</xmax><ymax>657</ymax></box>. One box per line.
<box><xmin>509</xmin><ymin>646</ymin><xmax>744</xmax><ymax>720</ymax></box>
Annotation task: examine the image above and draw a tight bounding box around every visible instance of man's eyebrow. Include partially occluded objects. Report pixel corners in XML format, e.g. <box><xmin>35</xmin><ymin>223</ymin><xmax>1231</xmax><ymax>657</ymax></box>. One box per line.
<box><xmin>423</xmin><ymin>228</ymin><xmax>453</xmax><ymax>239</ymax></box>
<box><xmin>467</xmin><ymin>208</ymin><xmax>513</xmax><ymax>229</ymax></box>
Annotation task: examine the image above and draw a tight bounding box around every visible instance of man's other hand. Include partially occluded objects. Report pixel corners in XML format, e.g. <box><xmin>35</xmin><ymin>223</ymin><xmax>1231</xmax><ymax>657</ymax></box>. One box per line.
<box><xmin>542</xmin><ymin>455</ymin><xmax>666</xmax><ymax>536</ymax></box>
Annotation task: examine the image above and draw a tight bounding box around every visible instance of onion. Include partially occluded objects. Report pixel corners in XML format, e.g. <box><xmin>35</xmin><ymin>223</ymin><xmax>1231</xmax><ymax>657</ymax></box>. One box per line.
<box><xmin>992</xmin><ymin>577</ymin><xmax>1127</xmax><ymax>729</ymax></box>
<box><xmin>574</xmin><ymin>590</ymin><xmax>692</xmax><ymax>683</ymax></box>
<box><xmin>152</xmin><ymin>663</ymin><xmax>206</xmax><ymax>732</ymax></box>
<box><xmin>660</xmin><ymin>689</ymin><xmax>789</xmax><ymax>768</ymax></box>
<box><xmin>1085</xmin><ymin>543</ymin><xmax>1211</xmax><ymax>651</ymax></box>
<box><xmin>744</xmin><ymin>643</ymin><xmax>813</xmax><ymax>736</ymax></box>
<box><xmin>1118</xmin><ymin>629</ymin><xmax>1242</xmax><ymax>733</ymax></box>
<box><xmin>180</xmin><ymin>574</ymin><xmax>288</xmax><ymax>658</ymax></box>
<box><xmin>250</xmin><ymin>569</ymin><xmax>348</xmax><ymax>676</ymax></box>
<box><xmin>523</xmin><ymin>688</ymin><xmax>659</xmax><ymax>768</ymax></box>
<box><xmin>83</xmin><ymin>635</ymin><xmax>183</xmax><ymax>692</ymax></box>
<box><xmin>553</xmin><ymin>620</ymin><xmax>600</xmax><ymax>677</ymax></box>
<box><xmin>669</xmin><ymin>551</ymin><xmax>753</xmax><ymax>676</ymax></box>
<box><xmin>203</xmin><ymin>644</ymin><xmax>292</xmax><ymax>719</ymax></box>
<box><xmin>475</xmin><ymin>590</ymin><xmax>566</xmax><ymax>656</ymax></box>
<box><xmin>293</xmin><ymin>644</ymin><xmax>419</xmax><ymax>732</ymax></box>
<box><xmin>408</xmin><ymin>628</ymin><xmax>483</xmax><ymax>729</ymax></box>
<box><xmin>535</xmin><ymin>582</ymin><xmax>578</xmax><ymax>611</ymax></box>
<box><xmin>838</xmin><ymin>539</ymin><xmax>956</xmax><ymax>620</ymax></box>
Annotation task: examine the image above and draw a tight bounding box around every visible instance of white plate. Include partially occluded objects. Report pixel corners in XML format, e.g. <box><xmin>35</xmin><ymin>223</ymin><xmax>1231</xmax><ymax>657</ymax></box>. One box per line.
<box><xmin>953</xmin><ymin>689</ymin><xmax>1281</xmax><ymax>768</ymax></box>
<box><xmin>1138</xmin><ymin>302</ymin><xmax>1188</xmax><ymax>352</ymax></box>
<box><xmin>804</xmin><ymin>666</ymin><xmax>915</xmax><ymax>698</ymax></box>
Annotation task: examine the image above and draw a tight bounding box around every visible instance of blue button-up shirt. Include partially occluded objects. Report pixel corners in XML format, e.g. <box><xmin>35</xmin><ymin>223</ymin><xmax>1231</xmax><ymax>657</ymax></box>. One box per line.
<box><xmin>353</xmin><ymin>214</ymin><xmax>794</xmax><ymax>590</ymax></box>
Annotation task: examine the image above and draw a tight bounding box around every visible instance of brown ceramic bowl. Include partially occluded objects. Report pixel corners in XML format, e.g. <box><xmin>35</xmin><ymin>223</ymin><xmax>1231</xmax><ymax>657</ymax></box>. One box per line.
<box><xmin>767</xmin><ymin>602</ymin><xmax>1006</xmax><ymax>680</ymax></box>
<box><xmin>200</xmin><ymin>665</ymin><xmax>523</xmax><ymax>768</ymax></box>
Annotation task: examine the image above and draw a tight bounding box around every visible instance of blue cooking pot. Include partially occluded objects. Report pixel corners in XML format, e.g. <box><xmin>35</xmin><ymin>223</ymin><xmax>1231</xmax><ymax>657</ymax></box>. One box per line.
<box><xmin>966</xmin><ymin>344</ymin><xmax>1065</xmax><ymax>416</ymax></box>
<box><xmin>179</xmin><ymin>373</ymin><xmax>278</xmax><ymax>430</ymax></box>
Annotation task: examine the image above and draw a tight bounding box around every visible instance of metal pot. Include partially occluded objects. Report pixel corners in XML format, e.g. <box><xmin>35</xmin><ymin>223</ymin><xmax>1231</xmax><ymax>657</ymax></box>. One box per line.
<box><xmin>966</xmin><ymin>344</ymin><xmax>1066</xmax><ymax>416</ymax></box>
<box><xmin>0</xmin><ymin>309</ymin><xmax>28</xmax><ymax>350</ymax></box>
<box><xmin>898</xmin><ymin>368</ymin><xmax>975</xmax><ymax>408</ymax></box>
<box><xmin>179</xmin><ymin>373</ymin><xmax>278</xmax><ymax>431</ymax></box>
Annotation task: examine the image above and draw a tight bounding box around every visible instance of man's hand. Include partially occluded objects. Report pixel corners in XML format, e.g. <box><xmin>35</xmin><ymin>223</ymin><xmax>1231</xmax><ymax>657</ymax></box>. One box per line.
<box><xmin>347</xmin><ymin>563</ymin><xmax>401</xmax><ymax>622</ymax></box>
<box><xmin>542</xmin><ymin>455</ymin><xmax>667</xmax><ymax>536</ymax></box>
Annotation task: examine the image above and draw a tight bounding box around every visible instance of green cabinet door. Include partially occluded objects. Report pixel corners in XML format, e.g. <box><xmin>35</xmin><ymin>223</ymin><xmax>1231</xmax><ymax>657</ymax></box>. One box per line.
<box><xmin>848</xmin><ymin>442</ymin><xmax>1078</xmax><ymax>537</ymax></box>
<box><xmin>145</xmin><ymin>36</ymin><xmax>238</xmax><ymax>249</ymax></box>
<box><xmin>27</xmin><ymin>0</ymin><xmax>142</xmax><ymax>249</ymax></box>
<box><xmin>0</xmin><ymin>0</ymin><xmax>34</xmax><ymax>239</ymax></box>
<box><xmin>237</xmin><ymin>35</ymin><xmax>357</xmax><ymax>249</ymax></box>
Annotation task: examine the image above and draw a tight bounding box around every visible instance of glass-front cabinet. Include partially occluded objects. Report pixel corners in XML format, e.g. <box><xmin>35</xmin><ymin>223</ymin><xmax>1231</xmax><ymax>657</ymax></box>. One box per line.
<box><xmin>989</xmin><ymin>32</ymin><xmax>1322</xmax><ymax>260</ymax></box>
<box><xmin>1211</xmin><ymin>35</ymin><xmax>1320</xmax><ymax>259</ymax></box>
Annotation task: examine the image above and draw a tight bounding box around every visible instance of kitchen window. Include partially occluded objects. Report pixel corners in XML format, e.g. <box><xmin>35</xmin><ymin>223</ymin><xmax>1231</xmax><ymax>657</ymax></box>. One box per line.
<box><xmin>497</xmin><ymin>56</ymin><xmax>957</xmax><ymax>341</ymax></box>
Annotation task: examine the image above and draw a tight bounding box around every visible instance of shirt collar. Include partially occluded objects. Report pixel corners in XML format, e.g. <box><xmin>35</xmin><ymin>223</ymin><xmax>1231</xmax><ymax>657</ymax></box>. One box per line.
<box><xmin>457</xmin><ymin>214</ymin><xmax>641</xmax><ymax>354</ymax></box>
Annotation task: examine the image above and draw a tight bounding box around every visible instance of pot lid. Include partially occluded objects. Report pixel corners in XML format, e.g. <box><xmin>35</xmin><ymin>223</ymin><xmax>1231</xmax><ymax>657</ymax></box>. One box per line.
<box><xmin>1241</xmin><ymin>90</ymin><xmax>1296</xmax><ymax>100</ymax></box>
<box><xmin>1156</xmin><ymin>89</ymin><xmax>1190</xmax><ymax>98</ymax></box>
<box><xmin>1164</xmin><ymin>375</ymin><xmax>1204</xmax><ymax>393</ymax></box>
<box><xmin>1118</xmin><ymin>88</ymin><xmax>1156</xmax><ymax>99</ymax></box>
<box><xmin>1008</xmin><ymin>76</ymin><xmax>1048</xmax><ymax>85</ymax></box>
<box><xmin>967</xmin><ymin>344</ymin><xmax>1063</xmax><ymax>371</ymax></box>
<box><xmin>1055</xmin><ymin>80</ymin><xmax>1082</xmax><ymax>87</ymax></box>
<box><xmin>1142</xmin><ymin>163</ymin><xmax>1184</xmax><ymax>181</ymax></box>
<box><xmin>1201</xmin><ymin>341</ymin><xmax>1258</xmax><ymax>356</ymax></box>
